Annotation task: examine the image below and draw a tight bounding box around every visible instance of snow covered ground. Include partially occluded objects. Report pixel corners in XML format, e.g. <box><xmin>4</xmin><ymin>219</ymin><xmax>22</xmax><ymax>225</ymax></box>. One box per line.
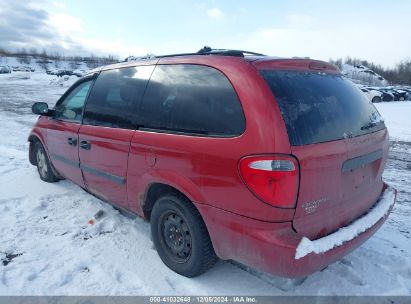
<box><xmin>0</xmin><ymin>72</ymin><xmax>410</xmax><ymax>295</ymax></box>
<box><xmin>377</xmin><ymin>102</ymin><xmax>411</xmax><ymax>142</ymax></box>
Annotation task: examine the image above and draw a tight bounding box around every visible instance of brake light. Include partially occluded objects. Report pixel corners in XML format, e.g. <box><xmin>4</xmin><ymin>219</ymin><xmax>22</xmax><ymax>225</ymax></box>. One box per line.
<box><xmin>239</xmin><ymin>155</ymin><xmax>299</xmax><ymax>208</ymax></box>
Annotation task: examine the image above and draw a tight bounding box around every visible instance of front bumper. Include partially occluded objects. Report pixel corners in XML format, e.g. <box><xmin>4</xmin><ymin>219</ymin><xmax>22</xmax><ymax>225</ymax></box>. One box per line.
<box><xmin>197</xmin><ymin>183</ymin><xmax>396</xmax><ymax>278</ymax></box>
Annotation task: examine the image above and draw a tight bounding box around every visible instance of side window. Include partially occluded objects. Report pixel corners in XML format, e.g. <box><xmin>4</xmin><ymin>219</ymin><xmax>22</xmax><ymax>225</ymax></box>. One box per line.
<box><xmin>83</xmin><ymin>65</ymin><xmax>154</xmax><ymax>129</ymax></box>
<box><xmin>140</xmin><ymin>64</ymin><xmax>245</xmax><ymax>136</ymax></box>
<box><xmin>54</xmin><ymin>80</ymin><xmax>92</xmax><ymax>122</ymax></box>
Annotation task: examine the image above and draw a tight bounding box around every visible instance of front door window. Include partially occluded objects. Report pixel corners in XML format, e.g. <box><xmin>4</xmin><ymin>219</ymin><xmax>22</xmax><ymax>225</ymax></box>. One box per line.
<box><xmin>54</xmin><ymin>81</ymin><xmax>92</xmax><ymax>122</ymax></box>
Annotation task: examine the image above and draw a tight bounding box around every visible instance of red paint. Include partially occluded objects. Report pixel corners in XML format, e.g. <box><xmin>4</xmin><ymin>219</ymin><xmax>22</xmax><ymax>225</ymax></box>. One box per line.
<box><xmin>78</xmin><ymin>124</ymin><xmax>134</xmax><ymax>208</ymax></box>
<box><xmin>46</xmin><ymin>118</ymin><xmax>85</xmax><ymax>187</ymax></box>
<box><xmin>29</xmin><ymin>55</ymin><xmax>395</xmax><ymax>277</ymax></box>
<box><xmin>197</xmin><ymin>185</ymin><xmax>396</xmax><ymax>278</ymax></box>
<box><xmin>292</xmin><ymin>129</ymin><xmax>389</xmax><ymax>239</ymax></box>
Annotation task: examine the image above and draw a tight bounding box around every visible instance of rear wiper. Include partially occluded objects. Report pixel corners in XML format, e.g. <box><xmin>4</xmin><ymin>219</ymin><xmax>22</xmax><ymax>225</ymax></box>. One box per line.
<box><xmin>361</xmin><ymin>122</ymin><xmax>376</xmax><ymax>130</ymax></box>
<box><xmin>360</xmin><ymin>120</ymin><xmax>383</xmax><ymax>130</ymax></box>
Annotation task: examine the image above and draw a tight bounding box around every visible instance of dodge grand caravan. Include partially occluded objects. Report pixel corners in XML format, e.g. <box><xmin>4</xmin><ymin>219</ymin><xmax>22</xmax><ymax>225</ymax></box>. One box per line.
<box><xmin>29</xmin><ymin>48</ymin><xmax>396</xmax><ymax>278</ymax></box>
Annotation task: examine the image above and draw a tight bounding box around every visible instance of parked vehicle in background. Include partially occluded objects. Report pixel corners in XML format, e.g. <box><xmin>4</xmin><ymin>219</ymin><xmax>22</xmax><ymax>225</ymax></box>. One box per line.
<box><xmin>12</xmin><ymin>66</ymin><xmax>35</xmax><ymax>72</ymax></box>
<box><xmin>28</xmin><ymin>48</ymin><xmax>396</xmax><ymax>278</ymax></box>
<box><xmin>380</xmin><ymin>88</ymin><xmax>405</xmax><ymax>101</ymax></box>
<box><xmin>360</xmin><ymin>88</ymin><xmax>383</xmax><ymax>103</ymax></box>
<box><xmin>0</xmin><ymin>66</ymin><xmax>11</xmax><ymax>74</ymax></box>
<box><xmin>397</xmin><ymin>88</ymin><xmax>411</xmax><ymax>100</ymax></box>
<box><xmin>72</xmin><ymin>69</ymin><xmax>86</xmax><ymax>77</ymax></box>
<box><xmin>367</xmin><ymin>88</ymin><xmax>394</xmax><ymax>102</ymax></box>
<box><xmin>393</xmin><ymin>89</ymin><xmax>408</xmax><ymax>101</ymax></box>
<box><xmin>46</xmin><ymin>69</ymin><xmax>85</xmax><ymax>77</ymax></box>
<box><xmin>56</xmin><ymin>70</ymin><xmax>74</xmax><ymax>77</ymax></box>
<box><xmin>46</xmin><ymin>69</ymin><xmax>59</xmax><ymax>75</ymax></box>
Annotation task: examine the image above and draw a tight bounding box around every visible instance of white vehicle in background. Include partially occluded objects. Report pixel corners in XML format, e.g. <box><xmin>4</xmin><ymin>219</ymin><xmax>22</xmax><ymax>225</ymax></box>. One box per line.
<box><xmin>360</xmin><ymin>87</ymin><xmax>383</xmax><ymax>103</ymax></box>
<box><xmin>0</xmin><ymin>66</ymin><xmax>11</xmax><ymax>74</ymax></box>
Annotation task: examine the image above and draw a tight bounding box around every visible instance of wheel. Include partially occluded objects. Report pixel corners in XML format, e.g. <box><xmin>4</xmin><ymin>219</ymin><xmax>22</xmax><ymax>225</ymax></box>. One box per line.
<box><xmin>34</xmin><ymin>142</ymin><xmax>60</xmax><ymax>183</ymax></box>
<box><xmin>372</xmin><ymin>96</ymin><xmax>382</xmax><ymax>103</ymax></box>
<box><xmin>150</xmin><ymin>194</ymin><xmax>217</xmax><ymax>277</ymax></box>
<box><xmin>399</xmin><ymin>96</ymin><xmax>405</xmax><ymax>101</ymax></box>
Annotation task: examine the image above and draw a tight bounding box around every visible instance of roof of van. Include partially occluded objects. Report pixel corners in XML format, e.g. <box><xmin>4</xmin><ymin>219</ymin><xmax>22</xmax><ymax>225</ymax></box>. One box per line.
<box><xmin>86</xmin><ymin>48</ymin><xmax>340</xmax><ymax>75</ymax></box>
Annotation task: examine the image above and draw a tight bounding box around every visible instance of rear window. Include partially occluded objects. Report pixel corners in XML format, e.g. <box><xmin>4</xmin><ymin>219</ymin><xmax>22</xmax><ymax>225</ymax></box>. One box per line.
<box><xmin>260</xmin><ymin>70</ymin><xmax>385</xmax><ymax>146</ymax></box>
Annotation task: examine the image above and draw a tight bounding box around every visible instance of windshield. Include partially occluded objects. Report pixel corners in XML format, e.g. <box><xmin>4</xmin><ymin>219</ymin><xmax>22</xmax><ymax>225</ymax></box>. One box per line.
<box><xmin>260</xmin><ymin>70</ymin><xmax>386</xmax><ymax>146</ymax></box>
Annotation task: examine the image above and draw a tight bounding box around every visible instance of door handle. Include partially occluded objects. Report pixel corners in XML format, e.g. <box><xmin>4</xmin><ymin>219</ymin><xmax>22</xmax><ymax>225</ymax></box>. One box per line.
<box><xmin>80</xmin><ymin>140</ymin><xmax>91</xmax><ymax>150</ymax></box>
<box><xmin>67</xmin><ymin>137</ymin><xmax>77</xmax><ymax>146</ymax></box>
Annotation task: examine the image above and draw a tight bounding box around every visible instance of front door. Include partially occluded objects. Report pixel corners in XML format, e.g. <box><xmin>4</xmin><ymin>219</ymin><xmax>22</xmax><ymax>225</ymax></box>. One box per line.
<box><xmin>47</xmin><ymin>79</ymin><xmax>94</xmax><ymax>187</ymax></box>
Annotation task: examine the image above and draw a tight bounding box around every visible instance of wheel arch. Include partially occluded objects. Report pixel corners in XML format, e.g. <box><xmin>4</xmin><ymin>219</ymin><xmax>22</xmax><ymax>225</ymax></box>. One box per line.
<box><xmin>28</xmin><ymin>134</ymin><xmax>43</xmax><ymax>165</ymax></box>
<box><xmin>28</xmin><ymin>133</ymin><xmax>62</xmax><ymax>179</ymax></box>
<box><xmin>143</xmin><ymin>182</ymin><xmax>197</xmax><ymax>220</ymax></box>
<box><xmin>142</xmin><ymin>181</ymin><xmax>218</xmax><ymax>250</ymax></box>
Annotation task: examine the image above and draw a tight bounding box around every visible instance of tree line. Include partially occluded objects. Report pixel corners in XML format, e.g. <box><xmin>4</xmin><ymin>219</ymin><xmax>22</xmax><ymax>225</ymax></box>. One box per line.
<box><xmin>329</xmin><ymin>57</ymin><xmax>411</xmax><ymax>86</ymax></box>
<box><xmin>0</xmin><ymin>47</ymin><xmax>119</xmax><ymax>69</ymax></box>
<box><xmin>2</xmin><ymin>47</ymin><xmax>410</xmax><ymax>85</ymax></box>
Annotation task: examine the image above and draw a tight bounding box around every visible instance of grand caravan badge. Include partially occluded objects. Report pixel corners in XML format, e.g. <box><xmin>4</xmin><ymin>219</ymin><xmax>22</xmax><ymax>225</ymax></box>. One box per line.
<box><xmin>301</xmin><ymin>197</ymin><xmax>329</xmax><ymax>214</ymax></box>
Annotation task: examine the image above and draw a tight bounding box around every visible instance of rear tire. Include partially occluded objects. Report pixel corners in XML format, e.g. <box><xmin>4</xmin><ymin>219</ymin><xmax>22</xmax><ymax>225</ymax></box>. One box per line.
<box><xmin>150</xmin><ymin>194</ymin><xmax>217</xmax><ymax>277</ymax></box>
<box><xmin>372</xmin><ymin>96</ymin><xmax>382</xmax><ymax>103</ymax></box>
<box><xmin>34</xmin><ymin>142</ymin><xmax>60</xmax><ymax>183</ymax></box>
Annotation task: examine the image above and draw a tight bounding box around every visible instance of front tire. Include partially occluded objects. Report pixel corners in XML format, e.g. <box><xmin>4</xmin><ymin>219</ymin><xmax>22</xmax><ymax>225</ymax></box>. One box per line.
<box><xmin>34</xmin><ymin>142</ymin><xmax>60</xmax><ymax>183</ymax></box>
<box><xmin>150</xmin><ymin>194</ymin><xmax>217</xmax><ymax>277</ymax></box>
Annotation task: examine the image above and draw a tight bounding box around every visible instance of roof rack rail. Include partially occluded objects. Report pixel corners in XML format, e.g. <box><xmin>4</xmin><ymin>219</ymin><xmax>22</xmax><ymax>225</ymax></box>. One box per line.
<box><xmin>157</xmin><ymin>46</ymin><xmax>266</xmax><ymax>58</ymax></box>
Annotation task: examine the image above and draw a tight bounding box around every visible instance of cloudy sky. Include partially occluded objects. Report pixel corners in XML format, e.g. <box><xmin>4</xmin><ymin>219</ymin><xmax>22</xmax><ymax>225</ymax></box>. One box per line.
<box><xmin>0</xmin><ymin>0</ymin><xmax>410</xmax><ymax>67</ymax></box>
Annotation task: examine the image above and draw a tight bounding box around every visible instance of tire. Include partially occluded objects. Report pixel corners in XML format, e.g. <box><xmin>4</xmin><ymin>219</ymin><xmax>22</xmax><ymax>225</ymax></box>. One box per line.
<box><xmin>399</xmin><ymin>96</ymin><xmax>405</xmax><ymax>101</ymax></box>
<box><xmin>150</xmin><ymin>194</ymin><xmax>217</xmax><ymax>277</ymax></box>
<box><xmin>372</xmin><ymin>96</ymin><xmax>382</xmax><ymax>103</ymax></box>
<box><xmin>34</xmin><ymin>142</ymin><xmax>60</xmax><ymax>183</ymax></box>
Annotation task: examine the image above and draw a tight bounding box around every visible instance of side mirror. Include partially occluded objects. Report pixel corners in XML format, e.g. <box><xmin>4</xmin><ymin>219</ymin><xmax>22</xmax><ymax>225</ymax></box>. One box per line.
<box><xmin>32</xmin><ymin>102</ymin><xmax>50</xmax><ymax>115</ymax></box>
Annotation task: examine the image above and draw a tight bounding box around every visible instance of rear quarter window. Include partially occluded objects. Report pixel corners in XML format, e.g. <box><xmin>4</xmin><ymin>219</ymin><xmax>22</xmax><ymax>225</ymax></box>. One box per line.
<box><xmin>260</xmin><ymin>70</ymin><xmax>385</xmax><ymax>146</ymax></box>
<box><xmin>139</xmin><ymin>64</ymin><xmax>245</xmax><ymax>137</ymax></box>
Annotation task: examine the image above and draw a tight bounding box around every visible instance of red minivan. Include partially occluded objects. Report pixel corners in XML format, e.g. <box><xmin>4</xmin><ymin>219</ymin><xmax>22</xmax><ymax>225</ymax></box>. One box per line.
<box><xmin>29</xmin><ymin>48</ymin><xmax>396</xmax><ymax>278</ymax></box>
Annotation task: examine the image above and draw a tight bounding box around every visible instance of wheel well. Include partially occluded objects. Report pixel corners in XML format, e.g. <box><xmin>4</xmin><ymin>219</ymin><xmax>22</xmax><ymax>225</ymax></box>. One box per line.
<box><xmin>28</xmin><ymin>135</ymin><xmax>41</xmax><ymax>165</ymax></box>
<box><xmin>143</xmin><ymin>183</ymin><xmax>192</xmax><ymax>221</ymax></box>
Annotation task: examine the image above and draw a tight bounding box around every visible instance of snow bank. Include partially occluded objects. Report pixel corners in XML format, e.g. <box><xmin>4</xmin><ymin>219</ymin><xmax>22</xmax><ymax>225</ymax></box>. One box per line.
<box><xmin>342</xmin><ymin>64</ymin><xmax>388</xmax><ymax>86</ymax></box>
<box><xmin>0</xmin><ymin>56</ymin><xmax>90</xmax><ymax>73</ymax></box>
<box><xmin>295</xmin><ymin>187</ymin><xmax>396</xmax><ymax>259</ymax></box>
<box><xmin>49</xmin><ymin>75</ymin><xmax>77</xmax><ymax>87</ymax></box>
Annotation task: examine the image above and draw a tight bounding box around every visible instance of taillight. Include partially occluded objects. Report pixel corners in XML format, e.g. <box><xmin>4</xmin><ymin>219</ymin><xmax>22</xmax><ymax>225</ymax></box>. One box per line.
<box><xmin>239</xmin><ymin>155</ymin><xmax>299</xmax><ymax>208</ymax></box>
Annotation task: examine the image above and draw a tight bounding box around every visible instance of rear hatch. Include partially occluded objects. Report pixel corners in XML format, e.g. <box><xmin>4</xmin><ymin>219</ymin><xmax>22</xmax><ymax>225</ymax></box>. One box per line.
<box><xmin>259</xmin><ymin>64</ymin><xmax>389</xmax><ymax>239</ymax></box>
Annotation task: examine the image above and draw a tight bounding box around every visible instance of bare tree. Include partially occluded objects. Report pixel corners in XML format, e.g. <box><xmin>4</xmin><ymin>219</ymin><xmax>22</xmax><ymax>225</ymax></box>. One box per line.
<box><xmin>69</xmin><ymin>60</ymin><xmax>78</xmax><ymax>70</ymax></box>
<box><xmin>38</xmin><ymin>61</ymin><xmax>48</xmax><ymax>71</ymax></box>
<box><xmin>29</xmin><ymin>48</ymin><xmax>38</xmax><ymax>57</ymax></box>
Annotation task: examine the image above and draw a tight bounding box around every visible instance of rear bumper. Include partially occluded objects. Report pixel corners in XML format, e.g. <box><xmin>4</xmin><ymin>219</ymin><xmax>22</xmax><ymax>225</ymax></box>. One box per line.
<box><xmin>198</xmin><ymin>183</ymin><xmax>396</xmax><ymax>278</ymax></box>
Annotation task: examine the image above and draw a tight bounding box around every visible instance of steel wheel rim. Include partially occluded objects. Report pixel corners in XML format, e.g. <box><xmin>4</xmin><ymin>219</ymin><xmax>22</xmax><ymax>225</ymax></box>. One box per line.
<box><xmin>36</xmin><ymin>149</ymin><xmax>48</xmax><ymax>177</ymax></box>
<box><xmin>160</xmin><ymin>211</ymin><xmax>192</xmax><ymax>263</ymax></box>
